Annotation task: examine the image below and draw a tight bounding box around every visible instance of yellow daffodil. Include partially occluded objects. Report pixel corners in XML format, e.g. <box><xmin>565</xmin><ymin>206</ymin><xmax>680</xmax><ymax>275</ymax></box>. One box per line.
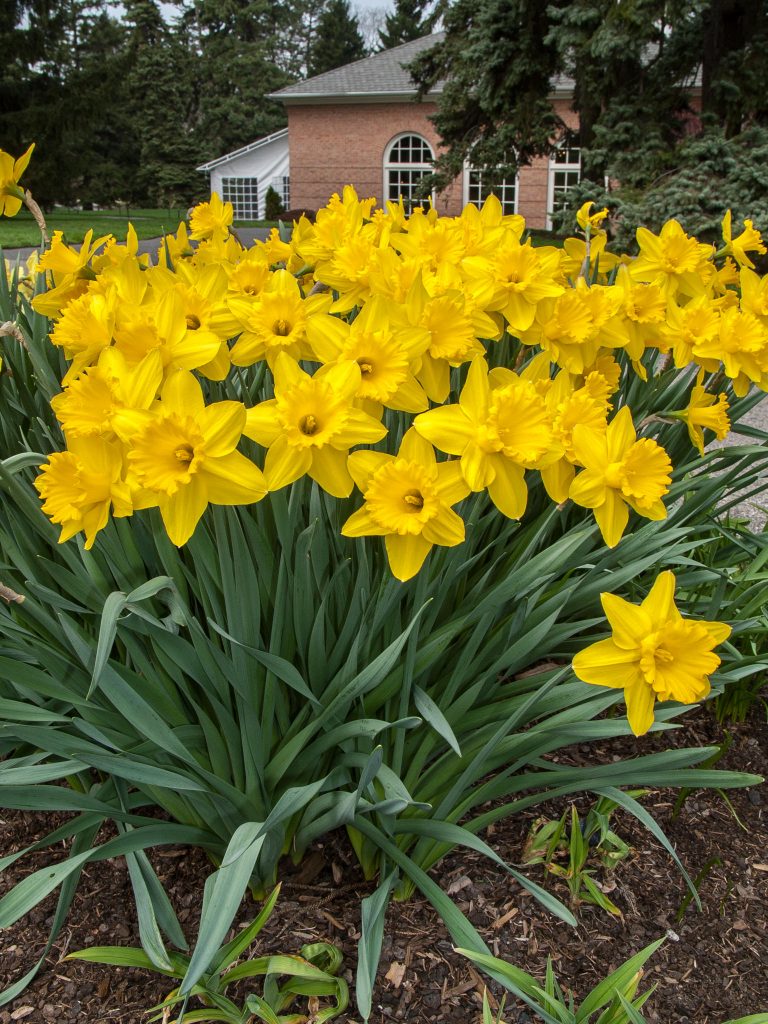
<box><xmin>35</xmin><ymin>436</ymin><xmax>133</xmax><ymax>549</ymax></box>
<box><xmin>189</xmin><ymin>192</ymin><xmax>233</xmax><ymax>241</ymax></box>
<box><xmin>414</xmin><ymin>356</ymin><xmax>554</xmax><ymax>519</ymax></box>
<box><xmin>124</xmin><ymin>370</ymin><xmax>267</xmax><ymax>546</ymax></box>
<box><xmin>243</xmin><ymin>354</ymin><xmax>386</xmax><ymax>497</ymax></box>
<box><xmin>576</xmin><ymin>201</ymin><xmax>609</xmax><ymax>232</ymax></box>
<box><xmin>0</xmin><ymin>143</ymin><xmax>35</xmax><ymax>217</ymax></box>
<box><xmin>51</xmin><ymin>349</ymin><xmax>163</xmax><ymax>439</ymax></box>
<box><xmin>657</xmin><ymin>296</ymin><xmax>720</xmax><ymax>369</ymax></box>
<box><xmin>32</xmin><ymin>229</ymin><xmax>111</xmax><ymax>318</ymax></box>
<box><xmin>721</xmin><ymin>210</ymin><xmax>766</xmax><ymax>269</ymax></box>
<box><xmin>306</xmin><ymin>296</ymin><xmax>429</xmax><ymax>414</ymax></box>
<box><xmin>670</xmin><ymin>372</ymin><xmax>730</xmax><ymax>456</ymax></box>
<box><xmin>229</xmin><ymin>269</ymin><xmax>331</xmax><ymax>368</ymax></box>
<box><xmin>522</xmin><ymin>278</ymin><xmax>623</xmax><ymax>375</ymax></box>
<box><xmin>343</xmin><ymin>428</ymin><xmax>470</xmax><ymax>581</ymax></box>
<box><xmin>569</xmin><ymin>406</ymin><xmax>672</xmax><ymax>547</ymax></box>
<box><xmin>463</xmin><ymin>237</ymin><xmax>564</xmax><ymax>335</ymax></box>
<box><xmin>692</xmin><ymin>306</ymin><xmax>768</xmax><ymax>395</ymax></box>
<box><xmin>630</xmin><ymin>220</ymin><xmax>713</xmax><ymax>300</ymax></box>
<box><xmin>572</xmin><ymin>571</ymin><xmax>731</xmax><ymax>735</ymax></box>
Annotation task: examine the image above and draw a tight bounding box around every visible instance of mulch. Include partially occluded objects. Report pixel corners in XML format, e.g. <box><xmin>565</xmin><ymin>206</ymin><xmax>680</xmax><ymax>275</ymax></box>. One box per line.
<box><xmin>1</xmin><ymin>704</ymin><xmax>766</xmax><ymax>1023</ymax></box>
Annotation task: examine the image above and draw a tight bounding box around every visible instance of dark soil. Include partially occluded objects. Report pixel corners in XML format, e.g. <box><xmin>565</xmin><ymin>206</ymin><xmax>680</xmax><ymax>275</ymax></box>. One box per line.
<box><xmin>1</xmin><ymin>706</ymin><xmax>766</xmax><ymax>1024</ymax></box>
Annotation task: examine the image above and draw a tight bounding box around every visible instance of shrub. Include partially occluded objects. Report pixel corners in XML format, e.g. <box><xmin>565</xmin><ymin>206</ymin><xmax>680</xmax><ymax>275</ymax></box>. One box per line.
<box><xmin>264</xmin><ymin>185</ymin><xmax>285</xmax><ymax>222</ymax></box>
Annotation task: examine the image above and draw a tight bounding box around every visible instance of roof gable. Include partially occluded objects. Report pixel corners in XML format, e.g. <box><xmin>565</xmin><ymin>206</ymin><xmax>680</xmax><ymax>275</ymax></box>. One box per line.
<box><xmin>269</xmin><ymin>33</ymin><xmax>444</xmax><ymax>102</ymax></box>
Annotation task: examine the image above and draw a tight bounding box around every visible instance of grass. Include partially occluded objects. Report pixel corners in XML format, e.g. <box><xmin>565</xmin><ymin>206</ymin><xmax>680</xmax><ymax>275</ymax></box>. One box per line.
<box><xmin>0</xmin><ymin>208</ymin><xmax>276</xmax><ymax>249</ymax></box>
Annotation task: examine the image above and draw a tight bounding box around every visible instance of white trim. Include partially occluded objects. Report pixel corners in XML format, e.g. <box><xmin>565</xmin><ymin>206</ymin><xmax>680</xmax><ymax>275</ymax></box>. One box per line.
<box><xmin>383</xmin><ymin>132</ymin><xmax>436</xmax><ymax>211</ymax></box>
<box><xmin>196</xmin><ymin>128</ymin><xmax>289</xmax><ymax>172</ymax></box>
<box><xmin>546</xmin><ymin>136</ymin><xmax>582</xmax><ymax>230</ymax></box>
<box><xmin>462</xmin><ymin>161</ymin><xmax>520</xmax><ymax>215</ymax></box>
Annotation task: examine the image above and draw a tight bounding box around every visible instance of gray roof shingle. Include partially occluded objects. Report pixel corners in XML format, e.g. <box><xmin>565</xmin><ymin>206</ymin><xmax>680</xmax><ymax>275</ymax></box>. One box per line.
<box><xmin>269</xmin><ymin>34</ymin><xmax>444</xmax><ymax>101</ymax></box>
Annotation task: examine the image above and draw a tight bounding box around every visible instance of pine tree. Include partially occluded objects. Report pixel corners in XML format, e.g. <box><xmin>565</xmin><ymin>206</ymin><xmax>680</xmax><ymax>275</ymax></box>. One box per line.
<box><xmin>307</xmin><ymin>0</ymin><xmax>367</xmax><ymax>77</ymax></box>
<box><xmin>378</xmin><ymin>0</ymin><xmax>431</xmax><ymax>51</ymax></box>
<box><xmin>410</xmin><ymin>0</ymin><xmax>768</xmax><ymax>193</ymax></box>
<box><xmin>187</xmin><ymin>0</ymin><xmax>292</xmax><ymax>160</ymax></box>
<box><xmin>125</xmin><ymin>0</ymin><xmax>200</xmax><ymax>205</ymax></box>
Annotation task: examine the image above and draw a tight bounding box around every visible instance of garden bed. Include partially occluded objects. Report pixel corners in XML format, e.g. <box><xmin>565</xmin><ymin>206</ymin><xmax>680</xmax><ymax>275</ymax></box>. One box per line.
<box><xmin>2</xmin><ymin>705</ymin><xmax>766</xmax><ymax>1024</ymax></box>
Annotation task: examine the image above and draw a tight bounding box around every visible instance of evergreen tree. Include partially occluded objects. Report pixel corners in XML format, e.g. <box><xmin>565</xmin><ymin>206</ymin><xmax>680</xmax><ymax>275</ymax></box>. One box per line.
<box><xmin>378</xmin><ymin>0</ymin><xmax>431</xmax><ymax>51</ymax></box>
<box><xmin>410</xmin><ymin>0</ymin><xmax>768</xmax><ymax>193</ymax></box>
<box><xmin>307</xmin><ymin>0</ymin><xmax>367</xmax><ymax>77</ymax></box>
<box><xmin>125</xmin><ymin>0</ymin><xmax>200</xmax><ymax>205</ymax></box>
<box><xmin>187</xmin><ymin>0</ymin><xmax>292</xmax><ymax>160</ymax></box>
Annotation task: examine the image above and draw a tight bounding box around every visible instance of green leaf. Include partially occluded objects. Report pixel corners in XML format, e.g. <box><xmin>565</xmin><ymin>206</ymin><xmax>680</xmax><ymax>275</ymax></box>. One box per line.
<box><xmin>356</xmin><ymin>871</ymin><xmax>397</xmax><ymax>1021</ymax></box>
<box><xmin>414</xmin><ymin>685</ymin><xmax>462</xmax><ymax>757</ymax></box>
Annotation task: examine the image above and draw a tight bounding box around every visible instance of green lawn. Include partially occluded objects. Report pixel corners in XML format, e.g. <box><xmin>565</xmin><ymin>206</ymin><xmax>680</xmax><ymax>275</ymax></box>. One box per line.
<box><xmin>0</xmin><ymin>208</ymin><xmax>275</xmax><ymax>249</ymax></box>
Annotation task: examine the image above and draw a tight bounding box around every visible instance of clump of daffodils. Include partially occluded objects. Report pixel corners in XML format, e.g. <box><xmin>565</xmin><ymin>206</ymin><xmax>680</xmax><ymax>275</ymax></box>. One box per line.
<box><xmin>24</xmin><ymin>185</ymin><xmax>766</xmax><ymax>582</ymax></box>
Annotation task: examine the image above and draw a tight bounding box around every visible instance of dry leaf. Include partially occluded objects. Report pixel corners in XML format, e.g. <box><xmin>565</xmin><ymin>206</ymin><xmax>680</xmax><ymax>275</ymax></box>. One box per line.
<box><xmin>385</xmin><ymin>961</ymin><xmax>406</xmax><ymax>988</ymax></box>
<box><xmin>11</xmin><ymin>1010</ymin><xmax>35</xmax><ymax>1022</ymax></box>
<box><xmin>492</xmin><ymin>906</ymin><xmax>519</xmax><ymax>930</ymax></box>
<box><xmin>446</xmin><ymin>874</ymin><xmax>473</xmax><ymax>895</ymax></box>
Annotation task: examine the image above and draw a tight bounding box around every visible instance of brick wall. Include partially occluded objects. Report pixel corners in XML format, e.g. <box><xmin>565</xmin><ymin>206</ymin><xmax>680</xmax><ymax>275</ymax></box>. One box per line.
<box><xmin>286</xmin><ymin>96</ymin><xmax>580</xmax><ymax>229</ymax></box>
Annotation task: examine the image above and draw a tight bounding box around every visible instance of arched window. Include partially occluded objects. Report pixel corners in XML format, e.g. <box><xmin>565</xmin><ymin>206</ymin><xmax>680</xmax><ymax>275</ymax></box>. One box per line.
<box><xmin>464</xmin><ymin>163</ymin><xmax>519</xmax><ymax>215</ymax></box>
<box><xmin>384</xmin><ymin>134</ymin><xmax>434</xmax><ymax>212</ymax></box>
<box><xmin>547</xmin><ymin>134</ymin><xmax>581</xmax><ymax>229</ymax></box>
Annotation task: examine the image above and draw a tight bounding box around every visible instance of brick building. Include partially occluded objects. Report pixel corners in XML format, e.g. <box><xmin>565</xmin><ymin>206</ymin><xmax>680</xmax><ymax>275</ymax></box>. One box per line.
<box><xmin>199</xmin><ymin>34</ymin><xmax>582</xmax><ymax>229</ymax></box>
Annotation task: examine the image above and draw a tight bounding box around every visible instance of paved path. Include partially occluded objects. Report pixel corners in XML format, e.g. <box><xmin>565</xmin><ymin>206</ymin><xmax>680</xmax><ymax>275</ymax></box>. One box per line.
<box><xmin>2</xmin><ymin>227</ymin><xmax>273</xmax><ymax>263</ymax></box>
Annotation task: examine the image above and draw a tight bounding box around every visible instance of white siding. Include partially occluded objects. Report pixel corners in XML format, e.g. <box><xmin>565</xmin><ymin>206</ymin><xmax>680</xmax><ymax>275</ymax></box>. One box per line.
<box><xmin>204</xmin><ymin>134</ymin><xmax>290</xmax><ymax>220</ymax></box>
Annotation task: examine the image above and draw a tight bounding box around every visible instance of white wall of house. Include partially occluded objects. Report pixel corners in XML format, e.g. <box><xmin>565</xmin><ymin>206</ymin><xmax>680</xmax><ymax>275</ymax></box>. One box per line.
<box><xmin>198</xmin><ymin>130</ymin><xmax>290</xmax><ymax>220</ymax></box>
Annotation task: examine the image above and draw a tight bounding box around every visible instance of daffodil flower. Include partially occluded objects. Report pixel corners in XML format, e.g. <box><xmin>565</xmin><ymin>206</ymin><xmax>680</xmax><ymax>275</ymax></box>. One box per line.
<box><xmin>229</xmin><ymin>269</ymin><xmax>331</xmax><ymax>368</ymax></box>
<box><xmin>343</xmin><ymin>429</ymin><xmax>470</xmax><ymax>581</ymax></box>
<box><xmin>569</xmin><ymin>406</ymin><xmax>672</xmax><ymax>547</ymax></box>
<box><xmin>630</xmin><ymin>220</ymin><xmax>713</xmax><ymax>300</ymax></box>
<box><xmin>414</xmin><ymin>356</ymin><xmax>554</xmax><ymax>519</ymax></box>
<box><xmin>721</xmin><ymin>210</ymin><xmax>766</xmax><ymax>269</ymax></box>
<box><xmin>189</xmin><ymin>192</ymin><xmax>234</xmax><ymax>241</ymax></box>
<box><xmin>123</xmin><ymin>370</ymin><xmax>267</xmax><ymax>546</ymax></box>
<box><xmin>671</xmin><ymin>372</ymin><xmax>730</xmax><ymax>456</ymax></box>
<box><xmin>35</xmin><ymin>436</ymin><xmax>133</xmax><ymax>549</ymax></box>
<box><xmin>244</xmin><ymin>353</ymin><xmax>386</xmax><ymax>497</ymax></box>
<box><xmin>572</xmin><ymin>571</ymin><xmax>731</xmax><ymax>735</ymax></box>
<box><xmin>0</xmin><ymin>143</ymin><xmax>34</xmax><ymax>217</ymax></box>
<box><xmin>307</xmin><ymin>295</ymin><xmax>430</xmax><ymax>415</ymax></box>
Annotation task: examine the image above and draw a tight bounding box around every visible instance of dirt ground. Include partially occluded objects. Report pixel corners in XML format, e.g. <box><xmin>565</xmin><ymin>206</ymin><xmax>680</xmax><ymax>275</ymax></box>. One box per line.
<box><xmin>1</xmin><ymin>704</ymin><xmax>766</xmax><ymax>1023</ymax></box>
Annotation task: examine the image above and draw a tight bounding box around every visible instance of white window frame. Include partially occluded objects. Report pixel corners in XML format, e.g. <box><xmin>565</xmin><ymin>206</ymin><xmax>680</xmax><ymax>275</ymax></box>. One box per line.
<box><xmin>221</xmin><ymin>176</ymin><xmax>259</xmax><ymax>220</ymax></box>
<box><xmin>383</xmin><ymin>133</ymin><xmax>435</xmax><ymax>212</ymax></box>
<box><xmin>546</xmin><ymin>135</ymin><xmax>582</xmax><ymax>230</ymax></box>
<box><xmin>463</xmin><ymin>161</ymin><xmax>519</xmax><ymax>215</ymax></box>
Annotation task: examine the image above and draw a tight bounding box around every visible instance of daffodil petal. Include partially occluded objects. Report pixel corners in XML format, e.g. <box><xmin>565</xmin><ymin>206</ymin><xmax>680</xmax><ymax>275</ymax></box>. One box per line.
<box><xmin>309</xmin><ymin>446</ymin><xmax>353</xmax><ymax>497</ymax></box>
<box><xmin>593</xmin><ymin>490</ymin><xmax>629</xmax><ymax>547</ymax></box>
<box><xmin>341</xmin><ymin>504</ymin><xmax>388</xmax><ymax>538</ymax></box>
<box><xmin>434</xmin><ymin>460</ymin><xmax>471</xmax><ymax>505</ymax></box>
<box><xmin>198</xmin><ymin>401</ymin><xmax>246</xmax><ymax>457</ymax></box>
<box><xmin>385</xmin><ymin>533</ymin><xmax>432</xmax><ymax>582</ymax></box>
<box><xmin>606</xmin><ymin>406</ymin><xmax>636</xmax><ymax>461</ymax></box>
<box><xmin>421</xmin><ymin>506</ymin><xmax>465</xmax><ymax>546</ymax></box>
<box><xmin>244</xmin><ymin>401</ymin><xmax>281</xmax><ymax>446</ymax></box>
<box><xmin>487</xmin><ymin>456</ymin><xmax>527</xmax><ymax>519</ymax></box>
<box><xmin>461</xmin><ymin>442</ymin><xmax>494</xmax><ymax>491</ymax></box>
<box><xmin>570</xmin><ymin>468</ymin><xmax>607</xmax><ymax>509</ymax></box>
<box><xmin>399</xmin><ymin>427</ymin><xmax>435</xmax><ymax>465</ymax></box>
<box><xmin>600</xmin><ymin>592</ymin><xmax>651</xmax><ymax>650</ymax></box>
<box><xmin>572</xmin><ymin>638</ymin><xmax>642</xmax><ymax>689</ymax></box>
<box><xmin>460</xmin><ymin>356</ymin><xmax>490</xmax><ymax>418</ymax></box>
<box><xmin>413</xmin><ymin>405</ymin><xmax>473</xmax><ymax>456</ymax></box>
<box><xmin>162</xmin><ymin>369</ymin><xmax>205</xmax><ymax>417</ymax></box>
<box><xmin>200</xmin><ymin>451</ymin><xmax>267</xmax><ymax>504</ymax></box>
<box><xmin>264</xmin><ymin>435</ymin><xmax>311</xmax><ymax>490</ymax></box>
<box><xmin>625</xmin><ymin>678</ymin><xmax>656</xmax><ymax>736</ymax></box>
<box><xmin>348</xmin><ymin>450</ymin><xmax>392</xmax><ymax>492</ymax></box>
<box><xmin>160</xmin><ymin>476</ymin><xmax>208</xmax><ymax>546</ymax></box>
<box><xmin>640</xmin><ymin>570</ymin><xmax>676</xmax><ymax>630</ymax></box>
